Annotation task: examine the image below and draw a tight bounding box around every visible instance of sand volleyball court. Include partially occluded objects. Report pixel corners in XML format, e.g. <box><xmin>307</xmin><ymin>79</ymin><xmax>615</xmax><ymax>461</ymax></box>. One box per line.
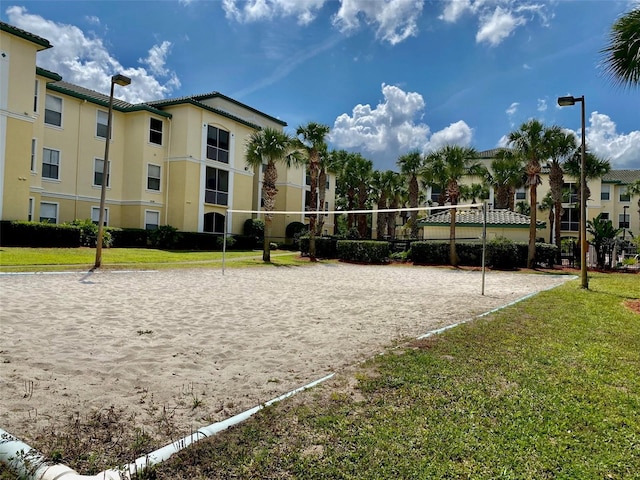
<box><xmin>0</xmin><ymin>264</ymin><xmax>573</xmax><ymax>443</ymax></box>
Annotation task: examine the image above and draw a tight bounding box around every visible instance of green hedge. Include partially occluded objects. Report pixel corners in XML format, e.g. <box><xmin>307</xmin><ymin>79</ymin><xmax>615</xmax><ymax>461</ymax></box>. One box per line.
<box><xmin>0</xmin><ymin>221</ymin><xmax>81</xmax><ymax>247</ymax></box>
<box><xmin>299</xmin><ymin>236</ymin><xmax>339</xmax><ymax>258</ymax></box>
<box><xmin>111</xmin><ymin>228</ymin><xmax>149</xmax><ymax>248</ymax></box>
<box><xmin>411</xmin><ymin>239</ymin><xmax>558</xmax><ymax>269</ymax></box>
<box><xmin>336</xmin><ymin>240</ymin><xmax>390</xmax><ymax>264</ymax></box>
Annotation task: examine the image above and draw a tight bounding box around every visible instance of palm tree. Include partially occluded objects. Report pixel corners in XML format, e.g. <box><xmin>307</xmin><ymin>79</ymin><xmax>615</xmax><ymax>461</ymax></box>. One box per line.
<box><xmin>539</xmin><ymin>192</ymin><xmax>555</xmax><ymax>244</ymax></box>
<box><xmin>601</xmin><ymin>6</ymin><xmax>640</xmax><ymax>88</ymax></box>
<box><xmin>587</xmin><ymin>213</ymin><xmax>622</xmax><ymax>269</ymax></box>
<box><xmin>423</xmin><ymin>145</ymin><xmax>482</xmax><ymax>266</ymax></box>
<box><xmin>371</xmin><ymin>170</ymin><xmax>395</xmax><ymax>239</ymax></box>
<box><xmin>507</xmin><ymin>119</ymin><xmax>550</xmax><ymax>268</ymax></box>
<box><xmin>335</xmin><ymin>152</ymin><xmax>373</xmax><ymax>235</ymax></box>
<box><xmin>459</xmin><ymin>183</ymin><xmax>489</xmax><ymax>206</ymax></box>
<box><xmin>546</xmin><ymin>126</ymin><xmax>579</xmax><ymax>261</ymax></box>
<box><xmin>245</xmin><ymin>127</ymin><xmax>302</xmax><ymax>262</ymax></box>
<box><xmin>296</xmin><ymin>122</ymin><xmax>330</xmax><ymax>261</ymax></box>
<box><xmin>397</xmin><ymin>151</ymin><xmax>424</xmax><ymax>239</ymax></box>
<box><xmin>385</xmin><ymin>172</ymin><xmax>406</xmax><ymax>240</ymax></box>
<box><xmin>488</xmin><ymin>150</ymin><xmax>524</xmax><ymax>210</ymax></box>
<box><xmin>316</xmin><ymin>147</ymin><xmax>333</xmax><ymax>236</ymax></box>
<box><xmin>564</xmin><ymin>150</ymin><xmax>611</xmax><ymax>203</ymax></box>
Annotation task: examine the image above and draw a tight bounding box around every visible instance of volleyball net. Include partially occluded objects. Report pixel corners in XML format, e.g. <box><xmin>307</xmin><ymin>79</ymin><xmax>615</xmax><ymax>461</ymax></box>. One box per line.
<box><xmin>222</xmin><ymin>201</ymin><xmax>491</xmax><ymax>294</ymax></box>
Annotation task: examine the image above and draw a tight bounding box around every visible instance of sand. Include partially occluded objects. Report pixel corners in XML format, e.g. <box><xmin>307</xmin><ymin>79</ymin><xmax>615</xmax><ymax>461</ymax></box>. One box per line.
<box><xmin>0</xmin><ymin>264</ymin><xmax>573</xmax><ymax>444</ymax></box>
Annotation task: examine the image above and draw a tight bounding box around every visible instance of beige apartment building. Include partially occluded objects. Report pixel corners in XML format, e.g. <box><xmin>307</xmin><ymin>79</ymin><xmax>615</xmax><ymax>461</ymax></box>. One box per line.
<box><xmin>0</xmin><ymin>21</ymin><xmax>335</xmax><ymax>242</ymax></box>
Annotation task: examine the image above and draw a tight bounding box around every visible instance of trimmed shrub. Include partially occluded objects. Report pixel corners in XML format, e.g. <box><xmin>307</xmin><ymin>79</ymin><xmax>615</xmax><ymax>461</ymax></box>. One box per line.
<box><xmin>215</xmin><ymin>235</ymin><xmax>236</xmax><ymax>250</ymax></box>
<box><xmin>535</xmin><ymin>242</ymin><xmax>559</xmax><ymax>268</ymax></box>
<box><xmin>149</xmin><ymin>225</ymin><xmax>181</xmax><ymax>249</ymax></box>
<box><xmin>337</xmin><ymin>240</ymin><xmax>390</xmax><ymax>264</ymax></box>
<box><xmin>244</xmin><ymin>218</ymin><xmax>264</xmax><ymax>238</ymax></box>
<box><xmin>487</xmin><ymin>236</ymin><xmax>519</xmax><ymax>270</ymax></box>
<box><xmin>0</xmin><ymin>221</ymin><xmax>81</xmax><ymax>247</ymax></box>
<box><xmin>455</xmin><ymin>242</ymin><xmax>484</xmax><ymax>266</ymax></box>
<box><xmin>285</xmin><ymin>221</ymin><xmax>307</xmax><ymax>239</ymax></box>
<box><xmin>174</xmin><ymin>232</ymin><xmax>217</xmax><ymax>250</ymax></box>
<box><xmin>410</xmin><ymin>241</ymin><xmax>449</xmax><ymax>265</ymax></box>
<box><xmin>111</xmin><ymin>228</ymin><xmax>149</xmax><ymax>248</ymax></box>
<box><xmin>299</xmin><ymin>236</ymin><xmax>339</xmax><ymax>258</ymax></box>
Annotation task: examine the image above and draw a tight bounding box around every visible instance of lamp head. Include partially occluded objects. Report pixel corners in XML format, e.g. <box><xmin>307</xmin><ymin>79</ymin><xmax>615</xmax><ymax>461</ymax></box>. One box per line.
<box><xmin>557</xmin><ymin>96</ymin><xmax>576</xmax><ymax>107</ymax></box>
<box><xmin>112</xmin><ymin>74</ymin><xmax>132</xmax><ymax>87</ymax></box>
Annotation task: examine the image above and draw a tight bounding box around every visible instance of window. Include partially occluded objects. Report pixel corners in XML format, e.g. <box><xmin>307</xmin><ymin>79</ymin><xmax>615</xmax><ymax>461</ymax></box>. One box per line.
<box><xmin>145</xmin><ymin>211</ymin><xmax>160</xmax><ymax>230</ymax></box>
<box><xmin>33</xmin><ymin>79</ymin><xmax>39</xmax><ymax>113</ymax></box>
<box><xmin>620</xmin><ymin>187</ymin><xmax>630</xmax><ymax>202</ymax></box>
<box><xmin>619</xmin><ymin>213</ymin><xmax>630</xmax><ymax>229</ymax></box>
<box><xmin>325</xmin><ymin>201</ymin><xmax>329</xmax><ymax>216</ymax></box>
<box><xmin>601</xmin><ymin>212</ymin><xmax>610</xmax><ymax>221</ymax></box>
<box><xmin>30</xmin><ymin>139</ymin><xmax>37</xmax><ymax>172</ymax></box>
<box><xmin>91</xmin><ymin>206</ymin><xmax>108</xmax><ymax>226</ymax></box>
<box><xmin>96</xmin><ymin>110</ymin><xmax>109</xmax><ymax>138</ymax></box>
<box><xmin>149</xmin><ymin>118</ymin><xmax>163</xmax><ymax>145</ymax></box>
<box><xmin>430</xmin><ymin>186</ymin><xmax>442</xmax><ymax>203</ymax></box>
<box><xmin>206</xmin><ymin>126</ymin><xmax>230</xmax><ymax>163</ymax></box>
<box><xmin>561</xmin><ymin>207</ymin><xmax>580</xmax><ymax>232</ymax></box>
<box><xmin>562</xmin><ymin>183</ymin><xmax>578</xmax><ymax>204</ymax></box>
<box><xmin>601</xmin><ymin>184</ymin><xmax>610</xmax><ymax>201</ymax></box>
<box><xmin>515</xmin><ymin>187</ymin><xmax>526</xmax><ymax>201</ymax></box>
<box><xmin>205</xmin><ymin>167</ymin><xmax>229</xmax><ymax>205</ymax></box>
<box><xmin>28</xmin><ymin>198</ymin><xmax>34</xmax><ymax>221</ymax></box>
<box><xmin>203</xmin><ymin>212</ymin><xmax>225</xmax><ymax>234</ymax></box>
<box><xmin>44</xmin><ymin>94</ymin><xmax>62</xmax><ymax>127</ymax></box>
<box><xmin>42</xmin><ymin>148</ymin><xmax>60</xmax><ymax>179</ymax></box>
<box><xmin>147</xmin><ymin>164</ymin><xmax>161</xmax><ymax>191</ymax></box>
<box><xmin>39</xmin><ymin>202</ymin><xmax>58</xmax><ymax>223</ymax></box>
<box><xmin>94</xmin><ymin>158</ymin><xmax>109</xmax><ymax>187</ymax></box>
<box><xmin>326</xmin><ymin>174</ymin><xmax>330</xmax><ymax>190</ymax></box>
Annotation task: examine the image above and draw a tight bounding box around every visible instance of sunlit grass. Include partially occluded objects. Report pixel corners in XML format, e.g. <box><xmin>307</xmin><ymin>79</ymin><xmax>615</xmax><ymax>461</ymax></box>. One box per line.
<box><xmin>0</xmin><ymin>247</ymin><xmax>310</xmax><ymax>271</ymax></box>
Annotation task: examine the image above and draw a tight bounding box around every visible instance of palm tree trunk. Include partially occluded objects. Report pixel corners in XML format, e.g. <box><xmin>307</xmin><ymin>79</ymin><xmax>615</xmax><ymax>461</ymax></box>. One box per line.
<box><xmin>308</xmin><ymin>161</ymin><xmax>318</xmax><ymax>262</ymax></box>
<box><xmin>316</xmin><ymin>168</ymin><xmax>327</xmax><ymax>235</ymax></box>
<box><xmin>262</xmin><ymin>161</ymin><xmax>279</xmax><ymax>262</ymax></box>
<box><xmin>528</xmin><ymin>184</ymin><xmax>537</xmax><ymax>268</ymax></box>
<box><xmin>449</xmin><ymin>206</ymin><xmax>458</xmax><ymax>266</ymax></box>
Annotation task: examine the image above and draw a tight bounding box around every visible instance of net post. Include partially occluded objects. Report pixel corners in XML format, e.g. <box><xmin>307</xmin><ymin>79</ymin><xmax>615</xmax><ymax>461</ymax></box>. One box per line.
<box><xmin>481</xmin><ymin>200</ymin><xmax>488</xmax><ymax>295</ymax></box>
<box><xmin>222</xmin><ymin>209</ymin><xmax>228</xmax><ymax>275</ymax></box>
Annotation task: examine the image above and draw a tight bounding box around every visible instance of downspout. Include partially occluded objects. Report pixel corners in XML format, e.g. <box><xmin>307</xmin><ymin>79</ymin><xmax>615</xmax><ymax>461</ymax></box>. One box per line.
<box><xmin>1</xmin><ymin>373</ymin><xmax>334</xmax><ymax>480</ymax></box>
<box><xmin>164</xmin><ymin>116</ymin><xmax>171</xmax><ymax>225</ymax></box>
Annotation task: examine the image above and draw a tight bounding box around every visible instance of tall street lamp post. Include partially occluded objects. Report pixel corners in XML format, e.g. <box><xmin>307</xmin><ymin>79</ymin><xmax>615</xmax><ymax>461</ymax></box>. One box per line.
<box><xmin>557</xmin><ymin>95</ymin><xmax>588</xmax><ymax>289</ymax></box>
<box><xmin>94</xmin><ymin>74</ymin><xmax>131</xmax><ymax>269</ymax></box>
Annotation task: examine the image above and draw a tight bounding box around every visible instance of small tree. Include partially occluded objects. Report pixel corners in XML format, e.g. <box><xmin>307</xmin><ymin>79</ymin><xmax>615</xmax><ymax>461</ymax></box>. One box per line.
<box><xmin>587</xmin><ymin>213</ymin><xmax>622</xmax><ymax>269</ymax></box>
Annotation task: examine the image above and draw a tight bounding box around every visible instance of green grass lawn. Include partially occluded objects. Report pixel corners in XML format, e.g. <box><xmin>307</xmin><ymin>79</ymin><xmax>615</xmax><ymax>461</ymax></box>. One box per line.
<box><xmin>149</xmin><ymin>272</ymin><xmax>640</xmax><ymax>479</ymax></box>
<box><xmin>0</xmin><ymin>247</ymin><xmax>307</xmax><ymax>271</ymax></box>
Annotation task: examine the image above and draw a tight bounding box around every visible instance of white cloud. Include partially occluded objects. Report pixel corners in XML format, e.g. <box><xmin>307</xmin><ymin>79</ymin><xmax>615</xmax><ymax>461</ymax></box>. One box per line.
<box><xmin>439</xmin><ymin>0</ymin><xmax>473</xmax><ymax>23</ymax></box>
<box><xmin>506</xmin><ymin>102</ymin><xmax>519</xmax><ymax>116</ymax></box>
<box><xmin>329</xmin><ymin>84</ymin><xmax>473</xmax><ymax>169</ymax></box>
<box><xmin>439</xmin><ymin>0</ymin><xmax>548</xmax><ymax>47</ymax></box>
<box><xmin>6</xmin><ymin>6</ymin><xmax>180</xmax><ymax>103</ymax></box>
<box><xmin>332</xmin><ymin>0</ymin><xmax>424</xmax><ymax>45</ymax></box>
<box><xmin>523</xmin><ymin>63</ymin><xmax>532</xmax><ymax>70</ymax></box>
<box><xmin>424</xmin><ymin>120</ymin><xmax>473</xmax><ymax>152</ymax></box>
<box><xmin>537</xmin><ymin>98</ymin><xmax>547</xmax><ymax>112</ymax></box>
<box><xmin>222</xmin><ymin>0</ymin><xmax>327</xmax><ymax>25</ymax></box>
<box><xmin>585</xmin><ymin>112</ymin><xmax>640</xmax><ymax>169</ymax></box>
<box><xmin>476</xmin><ymin>6</ymin><xmax>525</xmax><ymax>46</ymax></box>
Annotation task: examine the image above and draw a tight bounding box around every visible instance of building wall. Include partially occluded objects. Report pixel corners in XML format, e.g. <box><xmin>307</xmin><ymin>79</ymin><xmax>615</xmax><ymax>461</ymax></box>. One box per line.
<box><xmin>1</xmin><ymin>21</ymin><xmax>337</xmax><ymax>242</ymax></box>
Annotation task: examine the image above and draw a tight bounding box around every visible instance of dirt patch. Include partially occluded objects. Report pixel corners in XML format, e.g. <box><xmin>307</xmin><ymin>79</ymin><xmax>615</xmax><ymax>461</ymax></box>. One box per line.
<box><xmin>624</xmin><ymin>299</ymin><xmax>640</xmax><ymax>315</ymax></box>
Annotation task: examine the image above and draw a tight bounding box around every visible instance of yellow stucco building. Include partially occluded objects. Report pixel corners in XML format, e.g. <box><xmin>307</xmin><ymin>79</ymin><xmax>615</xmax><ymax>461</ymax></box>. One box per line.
<box><xmin>1</xmin><ymin>21</ymin><xmax>334</xmax><ymax>242</ymax></box>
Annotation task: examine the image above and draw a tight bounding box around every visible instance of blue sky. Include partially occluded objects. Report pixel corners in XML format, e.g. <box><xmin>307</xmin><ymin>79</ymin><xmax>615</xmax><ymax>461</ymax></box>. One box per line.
<box><xmin>3</xmin><ymin>0</ymin><xmax>639</xmax><ymax>171</ymax></box>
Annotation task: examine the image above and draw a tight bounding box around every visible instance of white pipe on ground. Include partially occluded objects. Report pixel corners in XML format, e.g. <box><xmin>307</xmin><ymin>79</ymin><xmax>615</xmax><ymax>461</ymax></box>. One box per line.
<box><xmin>0</xmin><ymin>373</ymin><xmax>335</xmax><ymax>480</ymax></box>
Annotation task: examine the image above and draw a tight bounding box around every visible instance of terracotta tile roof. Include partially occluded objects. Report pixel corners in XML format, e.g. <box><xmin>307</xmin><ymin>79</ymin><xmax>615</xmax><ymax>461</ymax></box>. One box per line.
<box><xmin>602</xmin><ymin>170</ymin><xmax>640</xmax><ymax>184</ymax></box>
<box><xmin>418</xmin><ymin>208</ymin><xmax>545</xmax><ymax>228</ymax></box>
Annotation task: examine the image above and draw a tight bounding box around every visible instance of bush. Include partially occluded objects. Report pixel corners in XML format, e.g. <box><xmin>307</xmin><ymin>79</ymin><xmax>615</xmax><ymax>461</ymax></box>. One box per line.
<box><xmin>216</xmin><ymin>235</ymin><xmax>236</xmax><ymax>250</ymax></box>
<box><xmin>410</xmin><ymin>241</ymin><xmax>449</xmax><ymax>265</ymax></box>
<box><xmin>0</xmin><ymin>220</ymin><xmax>81</xmax><ymax>247</ymax></box>
<box><xmin>337</xmin><ymin>240</ymin><xmax>390</xmax><ymax>264</ymax></box>
<box><xmin>487</xmin><ymin>236</ymin><xmax>519</xmax><ymax>270</ymax></box>
<box><xmin>244</xmin><ymin>218</ymin><xmax>264</xmax><ymax>238</ymax></box>
<box><xmin>285</xmin><ymin>221</ymin><xmax>307</xmax><ymax>239</ymax></box>
<box><xmin>535</xmin><ymin>242</ymin><xmax>559</xmax><ymax>268</ymax></box>
<box><xmin>149</xmin><ymin>225</ymin><xmax>181</xmax><ymax>249</ymax></box>
<box><xmin>111</xmin><ymin>228</ymin><xmax>148</xmax><ymax>248</ymax></box>
<box><xmin>299</xmin><ymin>236</ymin><xmax>339</xmax><ymax>258</ymax></box>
